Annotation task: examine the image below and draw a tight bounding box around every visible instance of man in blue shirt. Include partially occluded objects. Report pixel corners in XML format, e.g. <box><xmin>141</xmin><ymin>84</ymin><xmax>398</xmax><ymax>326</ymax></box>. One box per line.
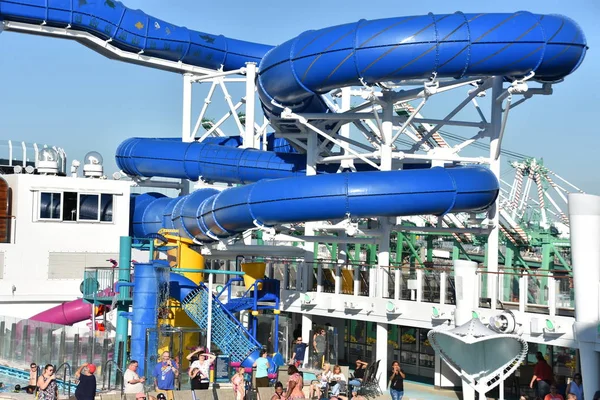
<box><xmin>290</xmin><ymin>337</ymin><xmax>307</xmax><ymax>368</ymax></box>
<box><xmin>153</xmin><ymin>351</ymin><xmax>179</xmax><ymax>400</ymax></box>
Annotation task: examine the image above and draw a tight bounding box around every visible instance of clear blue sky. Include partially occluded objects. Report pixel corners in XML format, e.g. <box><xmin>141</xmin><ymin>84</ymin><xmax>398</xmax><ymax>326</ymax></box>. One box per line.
<box><xmin>0</xmin><ymin>0</ymin><xmax>598</xmax><ymax>193</ymax></box>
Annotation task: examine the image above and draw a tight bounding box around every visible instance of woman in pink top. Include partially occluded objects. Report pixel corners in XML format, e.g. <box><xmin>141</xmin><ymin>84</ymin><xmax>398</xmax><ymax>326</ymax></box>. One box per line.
<box><xmin>544</xmin><ymin>385</ymin><xmax>564</xmax><ymax>400</ymax></box>
<box><xmin>284</xmin><ymin>365</ymin><xmax>305</xmax><ymax>400</ymax></box>
<box><xmin>231</xmin><ymin>367</ymin><xmax>246</xmax><ymax>400</ymax></box>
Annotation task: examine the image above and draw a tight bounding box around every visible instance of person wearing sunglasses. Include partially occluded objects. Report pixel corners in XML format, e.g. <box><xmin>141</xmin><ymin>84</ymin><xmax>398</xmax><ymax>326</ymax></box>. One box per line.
<box><xmin>566</xmin><ymin>374</ymin><xmax>583</xmax><ymax>400</ymax></box>
<box><xmin>36</xmin><ymin>364</ymin><xmax>57</xmax><ymax>400</ymax></box>
<box><xmin>290</xmin><ymin>337</ymin><xmax>307</xmax><ymax>368</ymax></box>
<box><xmin>22</xmin><ymin>363</ymin><xmax>38</xmax><ymax>394</ymax></box>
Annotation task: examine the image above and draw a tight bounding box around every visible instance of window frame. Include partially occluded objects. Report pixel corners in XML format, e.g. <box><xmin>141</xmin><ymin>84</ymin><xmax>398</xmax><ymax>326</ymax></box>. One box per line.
<box><xmin>77</xmin><ymin>192</ymin><xmax>100</xmax><ymax>222</ymax></box>
<box><xmin>35</xmin><ymin>190</ymin><xmax>115</xmax><ymax>224</ymax></box>
<box><xmin>38</xmin><ymin>191</ymin><xmax>63</xmax><ymax>221</ymax></box>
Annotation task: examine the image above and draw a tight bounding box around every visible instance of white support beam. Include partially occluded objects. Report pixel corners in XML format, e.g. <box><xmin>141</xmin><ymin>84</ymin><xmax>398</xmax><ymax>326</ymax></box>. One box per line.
<box><xmin>191</xmin><ymin>81</ymin><xmax>218</xmax><ymax>140</ymax></box>
<box><xmin>487</xmin><ymin>76</ymin><xmax>504</xmax><ymax>311</ymax></box>
<box><xmin>182</xmin><ymin>73</ymin><xmax>194</xmax><ymax>142</ymax></box>
<box><xmin>243</xmin><ymin>62</ymin><xmax>258</xmax><ymax>149</ymax></box>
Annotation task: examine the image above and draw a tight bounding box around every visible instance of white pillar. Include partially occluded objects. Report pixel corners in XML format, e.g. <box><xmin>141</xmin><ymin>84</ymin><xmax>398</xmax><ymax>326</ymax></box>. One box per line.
<box><xmin>369</xmin><ymin>268</ymin><xmax>377</xmax><ymax>297</ymax></box>
<box><xmin>304</xmin><ymin>132</ymin><xmax>318</xmax><ymax>291</ymax></box>
<box><xmin>454</xmin><ymin>260</ymin><xmax>479</xmax><ymax>400</ymax></box>
<box><xmin>378</xmin><ymin>219</ymin><xmax>392</xmax><ymax>298</ymax></box>
<box><xmin>375</xmin><ymin>323</ymin><xmax>388</xmax><ymax>392</ymax></box>
<box><xmin>568</xmin><ymin>193</ymin><xmax>600</xmax><ymax>400</ymax></box>
<box><xmin>206</xmin><ymin>273</ymin><xmax>213</xmax><ymax>351</ymax></box>
<box><xmin>243</xmin><ymin>62</ymin><xmax>257</xmax><ymax>149</ymax></box>
<box><xmin>394</xmin><ymin>268</ymin><xmax>401</xmax><ymax>300</ymax></box>
<box><xmin>334</xmin><ymin>264</ymin><xmax>341</xmax><ymax>295</ymax></box>
<box><xmin>302</xmin><ymin>314</ymin><xmax>313</xmax><ymax>368</ymax></box>
<box><xmin>182</xmin><ymin>73</ymin><xmax>194</xmax><ymax>142</ymax></box>
<box><xmin>487</xmin><ymin>76</ymin><xmax>503</xmax><ymax>311</ymax></box>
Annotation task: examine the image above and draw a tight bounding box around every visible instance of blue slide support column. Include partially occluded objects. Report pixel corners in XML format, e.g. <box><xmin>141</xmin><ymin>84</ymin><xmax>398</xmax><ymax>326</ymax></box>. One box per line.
<box><xmin>130</xmin><ymin>260</ymin><xmax>169</xmax><ymax>377</ymax></box>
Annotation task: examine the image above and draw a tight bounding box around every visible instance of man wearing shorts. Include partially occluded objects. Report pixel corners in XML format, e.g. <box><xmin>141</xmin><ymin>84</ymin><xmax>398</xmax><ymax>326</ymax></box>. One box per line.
<box><xmin>290</xmin><ymin>337</ymin><xmax>307</xmax><ymax>368</ymax></box>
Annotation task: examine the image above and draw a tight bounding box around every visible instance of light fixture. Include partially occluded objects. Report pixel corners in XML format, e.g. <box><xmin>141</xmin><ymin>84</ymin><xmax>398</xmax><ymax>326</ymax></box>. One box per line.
<box><xmin>544</xmin><ymin>319</ymin><xmax>561</xmax><ymax>334</ymax></box>
<box><xmin>432</xmin><ymin>306</ymin><xmax>443</xmax><ymax>319</ymax></box>
<box><xmin>25</xmin><ymin>165</ymin><xmax>35</xmax><ymax>174</ymax></box>
<box><xmin>13</xmin><ymin>165</ymin><xmax>23</xmax><ymax>174</ymax></box>
<box><xmin>83</xmin><ymin>151</ymin><xmax>104</xmax><ymax>178</ymax></box>
<box><xmin>489</xmin><ymin>310</ymin><xmax>517</xmax><ymax>334</ymax></box>
<box><xmin>302</xmin><ymin>293</ymin><xmax>314</xmax><ymax>305</ymax></box>
<box><xmin>386</xmin><ymin>301</ymin><xmax>401</xmax><ymax>315</ymax></box>
<box><xmin>344</xmin><ymin>301</ymin><xmax>362</xmax><ymax>310</ymax></box>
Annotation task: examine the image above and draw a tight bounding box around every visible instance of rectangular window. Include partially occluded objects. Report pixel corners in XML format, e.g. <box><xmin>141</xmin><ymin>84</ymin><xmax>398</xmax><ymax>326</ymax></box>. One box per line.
<box><xmin>39</xmin><ymin>192</ymin><xmax>61</xmax><ymax>220</ymax></box>
<box><xmin>100</xmin><ymin>194</ymin><xmax>113</xmax><ymax>222</ymax></box>
<box><xmin>63</xmin><ymin>192</ymin><xmax>78</xmax><ymax>221</ymax></box>
<box><xmin>38</xmin><ymin>191</ymin><xmax>115</xmax><ymax>223</ymax></box>
<box><xmin>79</xmin><ymin>194</ymin><xmax>99</xmax><ymax>221</ymax></box>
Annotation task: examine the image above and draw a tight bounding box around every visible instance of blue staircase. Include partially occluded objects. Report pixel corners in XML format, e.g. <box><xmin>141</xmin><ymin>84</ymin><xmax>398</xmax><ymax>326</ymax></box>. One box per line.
<box><xmin>181</xmin><ymin>284</ymin><xmax>261</xmax><ymax>364</ymax></box>
<box><xmin>223</xmin><ymin>297</ymin><xmax>255</xmax><ymax>314</ymax></box>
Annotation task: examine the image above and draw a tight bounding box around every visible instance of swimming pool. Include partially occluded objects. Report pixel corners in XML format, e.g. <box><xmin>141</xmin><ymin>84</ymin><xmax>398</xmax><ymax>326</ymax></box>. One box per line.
<box><xmin>0</xmin><ymin>368</ymin><xmax>29</xmax><ymax>392</ymax></box>
<box><xmin>0</xmin><ymin>365</ymin><xmax>76</xmax><ymax>393</ymax></box>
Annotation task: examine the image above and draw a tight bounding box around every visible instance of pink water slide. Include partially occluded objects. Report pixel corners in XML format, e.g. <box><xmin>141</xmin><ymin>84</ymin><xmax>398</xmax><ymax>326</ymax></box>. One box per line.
<box><xmin>29</xmin><ymin>298</ymin><xmax>94</xmax><ymax>326</ymax></box>
<box><xmin>29</xmin><ymin>286</ymin><xmax>114</xmax><ymax>326</ymax></box>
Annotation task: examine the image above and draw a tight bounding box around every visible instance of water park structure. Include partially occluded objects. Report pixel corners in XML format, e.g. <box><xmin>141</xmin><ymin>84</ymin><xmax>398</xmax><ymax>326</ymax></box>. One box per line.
<box><xmin>0</xmin><ymin>1</ymin><xmax>595</xmax><ymax>399</ymax></box>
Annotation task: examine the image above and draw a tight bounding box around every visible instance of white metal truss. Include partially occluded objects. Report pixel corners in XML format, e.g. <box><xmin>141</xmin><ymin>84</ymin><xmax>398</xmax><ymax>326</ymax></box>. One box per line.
<box><xmin>180</xmin><ymin>66</ymin><xmax>560</xmax><ymax>293</ymax></box>
<box><xmin>501</xmin><ymin>158</ymin><xmax>583</xmax><ymax>234</ymax></box>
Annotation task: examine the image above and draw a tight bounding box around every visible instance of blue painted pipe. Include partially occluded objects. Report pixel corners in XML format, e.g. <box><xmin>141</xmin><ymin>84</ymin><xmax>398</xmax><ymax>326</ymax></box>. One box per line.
<box><xmin>130</xmin><ymin>166</ymin><xmax>498</xmax><ymax>241</ymax></box>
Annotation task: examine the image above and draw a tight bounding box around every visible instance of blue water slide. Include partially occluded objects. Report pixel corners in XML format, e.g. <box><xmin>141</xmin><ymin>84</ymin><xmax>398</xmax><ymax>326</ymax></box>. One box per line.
<box><xmin>116</xmin><ymin>137</ymin><xmax>378</xmax><ymax>183</ymax></box>
<box><xmin>0</xmin><ymin>3</ymin><xmax>587</xmax><ymax>120</ymax></box>
<box><xmin>129</xmin><ymin>165</ymin><xmax>498</xmax><ymax>242</ymax></box>
<box><xmin>0</xmin><ymin>0</ymin><xmax>271</xmax><ymax>70</ymax></box>
<box><xmin>256</xmin><ymin>12</ymin><xmax>587</xmax><ymax>118</ymax></box>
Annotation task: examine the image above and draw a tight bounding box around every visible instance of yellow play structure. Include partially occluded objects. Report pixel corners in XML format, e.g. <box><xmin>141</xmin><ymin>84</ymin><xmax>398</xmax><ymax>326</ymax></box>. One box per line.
<box><xmin>155</xmin><ymin>230</ymin><xmax>203</xmax><ymax>370</ymax></box>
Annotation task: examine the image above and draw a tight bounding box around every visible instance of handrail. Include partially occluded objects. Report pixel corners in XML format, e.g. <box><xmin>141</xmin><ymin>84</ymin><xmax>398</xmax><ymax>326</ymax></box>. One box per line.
<box><xmin>173</xmin><ymin>268</ymin><xmax>246</xmax><ymax>275</ymax></box>
<box><xmin>216</xmin><ymin>277</ymin><xmax>244</xmax><ymax>299</ymax></box>
<box><xmin>102</xmin><ymin>359</ymin><xmax>125</xmax><ymax>395</ymax></box>
<box><xmin>199</xmin><ymin>283</ymin><xmax>261</xmax><ymax>348</ymax></box>
<box><xmin>54</xmin><ymin>362</ymin><xmax>72</xmax><ymax>398</ymax></box>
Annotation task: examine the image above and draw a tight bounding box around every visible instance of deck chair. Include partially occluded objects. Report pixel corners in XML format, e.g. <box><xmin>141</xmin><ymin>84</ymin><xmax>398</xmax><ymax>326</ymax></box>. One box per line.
<box><xmin>361</xmin><ymin>360</ymin><xmax>383</xmax><ymax>397</ymax></box>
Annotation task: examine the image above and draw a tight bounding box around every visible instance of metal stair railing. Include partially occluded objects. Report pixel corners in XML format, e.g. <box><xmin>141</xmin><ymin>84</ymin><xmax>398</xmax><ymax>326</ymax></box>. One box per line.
<box><xmin>101</xmin><ymin>359</ymin><xmax>125</xmax><ymax>395</ymax></box>
<box><xmin>182</xmin><ymin>283</ymin><xmax>260</xmax><ymax>363</ymax></box>
<box><xmin>54</xmin><ymin>362</ymin><xmax>73</xmax><ymax>398</ymax></box>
